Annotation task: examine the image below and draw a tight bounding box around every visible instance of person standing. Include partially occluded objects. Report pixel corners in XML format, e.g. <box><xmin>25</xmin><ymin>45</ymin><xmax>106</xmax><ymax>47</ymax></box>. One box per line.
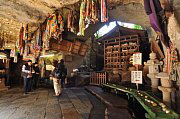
<box><xmin>58</xmin><ymin>59</ymin><xmax>67</xmax><ymax>88</ymax></box>
<box><xmin>21</xmin><ymin>60</ymin><xmax>33</xmax><ymax>95</ymax></box>
<box><xmin>32</xmin><ymin>62</ymin><xmax>40</xmax><ymax>90</ymax></box>
<box><xmin>52</xmin><ymin>60</ymin><xmax>61</xmax><ymax>96</ymax></box>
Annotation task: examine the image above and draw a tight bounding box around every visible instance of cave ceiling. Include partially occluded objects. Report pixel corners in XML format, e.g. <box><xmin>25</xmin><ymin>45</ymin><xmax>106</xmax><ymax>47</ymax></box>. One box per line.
<box><xmin>0</xmin><ymin>0</ymin><xmax>149</xmax><ymax>45</ymax></box>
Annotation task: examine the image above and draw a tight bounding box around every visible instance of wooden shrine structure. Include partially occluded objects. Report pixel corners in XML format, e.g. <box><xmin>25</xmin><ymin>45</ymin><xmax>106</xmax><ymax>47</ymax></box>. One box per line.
<box><xmin>0</xmin><ymin>52</ymin><xmax>9</xmax><ymax>91</ymax></box>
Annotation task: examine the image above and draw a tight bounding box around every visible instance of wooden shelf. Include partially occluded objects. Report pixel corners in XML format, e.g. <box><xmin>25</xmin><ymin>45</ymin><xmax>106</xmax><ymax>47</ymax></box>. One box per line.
<box><xmin>121</xmin><ymin>45</ymin><xmax>140</xmax><ymax>48</ymax></box>
<box><xmin>104</xmin><ymin>35</ymin><xmax>139</xmax><ymax>70</ymax></box>
<box><xmin>105</xmin><ymin>42</ymin><xmax>120</xmax><ymax>45</ymax></box>
<box><xmin>105</xmin><ymin>47</ymin><xmax>120</xmax><ymax>50</ymax></box>
<box><xmin>121</xmin><ymin>51</ymin><xmax>136</xmax><ymax>54</ymax></box>
<box><xmin>120</xmin><ymin>38</ymin><xmax>139</xmax><ymax>43</ymax></box>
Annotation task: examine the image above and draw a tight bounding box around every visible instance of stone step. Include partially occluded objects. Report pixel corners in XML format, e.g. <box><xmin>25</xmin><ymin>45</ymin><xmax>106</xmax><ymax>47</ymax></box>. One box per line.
<box><xmin>85</xmin><ymin>86</ymin><xmax>128</xmax><ymax>108</ymax></box>
<box><xmin>85</xmin><ymin>86</ymin><xmax>133</xmax><ymax>119</ymax></box>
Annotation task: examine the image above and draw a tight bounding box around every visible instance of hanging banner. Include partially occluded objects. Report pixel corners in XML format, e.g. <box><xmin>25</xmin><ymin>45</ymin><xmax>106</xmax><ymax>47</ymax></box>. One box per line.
<box><xmin>131</xmin><ymin>71</ymin><xmax>143</xmax><ymax>84</ymax></box>
<box><xmin>133</xmin><ymin>53</ymin><xmax>142</xmax><ymax>65</ymax></box>
<box><xmin>101</xmin><ymin>0</ymin><xmax>108</xmax><ymax>22</ymax></box>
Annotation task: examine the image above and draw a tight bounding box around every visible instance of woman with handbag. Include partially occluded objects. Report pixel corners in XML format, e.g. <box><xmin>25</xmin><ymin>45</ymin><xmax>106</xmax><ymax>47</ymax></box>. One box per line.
<box><xmin>52</xmin><ymin>60</ymin><xmax>61</xmax><ymax>96</ymax></box>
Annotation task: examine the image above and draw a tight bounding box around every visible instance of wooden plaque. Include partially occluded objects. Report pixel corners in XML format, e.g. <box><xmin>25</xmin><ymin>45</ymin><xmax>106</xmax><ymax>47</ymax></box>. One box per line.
<box><xmin>79</xmin><ymin>44</ymin><xmax>88</xmax><ymax>56</ymax></box>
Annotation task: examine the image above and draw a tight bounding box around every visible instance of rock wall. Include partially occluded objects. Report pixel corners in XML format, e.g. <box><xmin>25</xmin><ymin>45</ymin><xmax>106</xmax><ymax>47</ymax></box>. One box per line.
<box><xmin>109</xmin><ymin>3</ymin><xmax>149</xmax><ymax>27</ymax></box>
<box><xmin>168</xmin><ymin>0</ymin><xmax>180</xmax><ymax>87</ymax></box>
<box><xmin>167</xmin><ymin>0</ymin><xmax>180</xmax><ymax>113</ymax></box>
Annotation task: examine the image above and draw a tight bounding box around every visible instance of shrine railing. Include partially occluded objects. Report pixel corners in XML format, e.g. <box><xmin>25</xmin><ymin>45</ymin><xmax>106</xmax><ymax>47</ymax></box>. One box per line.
<box><xmin>102</xmin><ymin>83</ymin><xmax>180</xmax><ymax>119</ymax></box>
<box><xmin>90</xmin><ymin>72</ymin><xmax>107</xmax><ymax>86</ymax></box>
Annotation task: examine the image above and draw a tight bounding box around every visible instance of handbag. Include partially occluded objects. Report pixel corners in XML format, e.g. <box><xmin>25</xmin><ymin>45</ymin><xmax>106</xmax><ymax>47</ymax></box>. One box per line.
<box><xmin>54</xmin><ymin>69</ymin><xmax>60</xmax><ymax>79</ymax></box>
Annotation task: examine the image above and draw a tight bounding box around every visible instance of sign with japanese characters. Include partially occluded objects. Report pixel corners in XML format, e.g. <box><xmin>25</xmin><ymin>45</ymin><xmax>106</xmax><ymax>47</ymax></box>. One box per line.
<box><xmin>131</xmin><ymin>71</ymin><xmax>143</xmax><ymax>84</ymax></box>
<box><xmin>133</xmin><ymin>53</ymin><xmax>142</xmax><ymax>65</ymax></box>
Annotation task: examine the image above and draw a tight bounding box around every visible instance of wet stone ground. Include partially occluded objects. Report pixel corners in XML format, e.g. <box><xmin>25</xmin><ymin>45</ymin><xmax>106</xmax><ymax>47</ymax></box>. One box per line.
<box><xmin>0</xmin><ymin>87</ymin><xmax>105</xmax><ymax>119</ymax></box>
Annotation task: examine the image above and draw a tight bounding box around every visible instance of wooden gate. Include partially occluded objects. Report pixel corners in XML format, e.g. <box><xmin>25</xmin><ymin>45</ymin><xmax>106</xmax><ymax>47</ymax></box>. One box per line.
<box><xmin>90</xmin><ymin>72</ymin><xmax>107</xmax><ymax>86</ymax></box>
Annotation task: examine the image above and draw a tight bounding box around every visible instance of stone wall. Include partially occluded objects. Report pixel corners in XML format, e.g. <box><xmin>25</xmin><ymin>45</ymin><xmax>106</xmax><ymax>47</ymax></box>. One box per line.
<box><xmin>64</xmin><ymin>54</ymin><xmax>84</xmax><ymax>77</ymax></box>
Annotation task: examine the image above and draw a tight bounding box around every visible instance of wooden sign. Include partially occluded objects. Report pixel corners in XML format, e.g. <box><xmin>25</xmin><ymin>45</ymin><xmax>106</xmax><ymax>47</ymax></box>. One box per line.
<box><xmin>133</xmin><ymin>53</ymin><xmax>142</xmax><ymax>65</ymax></box>
<box><xmin>79</xmin><ymin>44</ymin><xmax>88</xmax><ymax>56</ymax></box>
<box><xmin>131</xmin><ymin>71</ymin><xmax>143</xmax><ymax>84</ymax></box>
<box><xmin>51</xmin><ymin>42</ymin><xmax>60</xmax><ymax>51</ymax></box>
<box><xmin>71</xmin><ymin>41</ymin><xmax>81</xmax><ymax>54</ymax></box>
<box><xmin>49</xmin><ymin>38</ymin><xmax>60</xmax><ymax>51</ymax></box>
<box><xmin>59</xmin><ymin>40</ymin><xmax>72</xmax><ymax>52</ymax></box>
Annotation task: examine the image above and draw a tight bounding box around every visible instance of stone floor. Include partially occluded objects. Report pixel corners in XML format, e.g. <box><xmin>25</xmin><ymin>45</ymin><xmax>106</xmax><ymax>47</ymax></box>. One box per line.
<box><xmin>0</xmin><ymin>87</ymin><xmax>105</xmax><ymax>119</ymax></box>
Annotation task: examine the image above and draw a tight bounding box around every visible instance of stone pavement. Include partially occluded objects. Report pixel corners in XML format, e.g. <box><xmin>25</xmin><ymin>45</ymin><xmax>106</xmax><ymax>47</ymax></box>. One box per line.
<box><xmin>0</xmin><ymin>87</ymin><xmax>105</xmax><ymax>119</ymax></box>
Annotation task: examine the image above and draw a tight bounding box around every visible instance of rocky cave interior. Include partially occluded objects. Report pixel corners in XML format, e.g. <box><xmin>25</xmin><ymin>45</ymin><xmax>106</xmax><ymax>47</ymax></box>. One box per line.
<box><xmin>0</xmin><ymin>0</ymin><xmax>180</xmax><ymax>49</ymax></box>
<box><xmin>0</xmin><ymin>0</ymin><xmax>180</xmax><ymax>116</ymax></box>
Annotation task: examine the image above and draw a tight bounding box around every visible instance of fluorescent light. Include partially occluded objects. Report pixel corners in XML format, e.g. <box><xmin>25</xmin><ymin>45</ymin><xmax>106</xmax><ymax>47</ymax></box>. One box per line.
<box><xmin>0</xmin><ymin>54</ymin><xmax>7</xmax><ymax>58</ymax></box>
<box><xmin>40</xmin><ymin>54</ymin><xmax>54</xmax><ymax>58</ymax></box>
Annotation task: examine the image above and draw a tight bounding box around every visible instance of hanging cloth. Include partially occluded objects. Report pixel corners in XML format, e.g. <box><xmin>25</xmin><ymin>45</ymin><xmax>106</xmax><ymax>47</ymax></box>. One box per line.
<box><xmin>34</xmin><ymin>28</ymin><xmax>41</xmax><ymax>52</ymax></box>
<box><xmin>144</xmin><ymin>0</ymin><xmax>171</xmax><ymax>48</ymax></box>
<box><xmin>58</xmin><ymin>13</ymin><xmax>64</xmax><ymax>32</ymax></box>
<box><xmin>68</xmin><ymin>10</ymin><xmax>76</xmax><ymax>33</ymax></box>
<box><xmin>67</xmin><ymin>10</ymin><xmax>72</xmax><ymax>32</ymax></box>
<box><xmin>19</xmin><ymin>26</ymin><xmax>24</xmax><ymax>48</ymax></box>
<box><xmin>25</xmin><ymin>24</ymin><xmax>29</xmax><ymax>40</ymax></box>
<box><xmin>78</xmin><ymin>1</ymin><xmax>86</xmax><ymax>36</ymax></box>
<box><xmin>166</xmin><ymin>48</ymin><xmax>171</xmax><ymax>75</ymax></box>
<box><xmin>85</xmin><ymin>0</ymin><xmax>91</xmax><ymax>29</ymax></box>
<box><xmin>47</xmin><ymin>14</ymin><xmax>54</xmax><ymax>37</ymax></box>
<box><xmin>35</xmin><ymin>28</ymin><xmax>40</xmax><ymax>46</ymax></box>
<box><xmin>38</xmin><ymin>24</ymin><xmax>43</xmax><ymax>47</ymax></box>
<box><xmin>169</xmin><ymin>44</ymin><xmax>178</xmax><ymax>81</ymax></box>
<box><xmin>42</xmin><ymin>20</ymin><xmax>48</xmax><ymax>49</ymax></box>
<box><xmin>91</xmin><ymin>0</ymin><xmax>98</xmax><ymax>24</ymax></box>
<box><xmin>101</xmin><ymin>0</ymin><xmax>108</xmax><ymax>22</ymax></box>
<box><xmin>71</xmin><ymin>12</ymin><xmax>76</xmax><ymax>33</ymax></box>
<box><xmin>85</xmin><ymin>0</ymin><xmax>91</xmax><ymax>22</ymax></box>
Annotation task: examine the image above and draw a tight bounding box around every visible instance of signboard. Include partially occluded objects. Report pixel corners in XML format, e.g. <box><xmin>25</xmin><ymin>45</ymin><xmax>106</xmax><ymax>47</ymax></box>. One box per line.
<box><xmin>79</xmin><ymin>44</ymin><xmax>88</xmax><ymax>56</ymax></box>
<box><xmin>131</xmin><ymin>71</ymin><xmax>142</xmax><ymax>84</ymax></box>
<box><xmin>133</xmin><ymin>53</ymin><xmax>142</xmax><ymax>65</ymax></box>
<box><xmin>46</xmin><ymin>65</ymin><xmax>55</xmax><ymax>71</ymax></box>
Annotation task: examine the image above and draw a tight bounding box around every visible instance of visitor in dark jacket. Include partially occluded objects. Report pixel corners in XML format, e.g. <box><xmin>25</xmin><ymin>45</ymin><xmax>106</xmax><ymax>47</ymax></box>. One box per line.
<box><xmin>58</xmin><ymin>59</ymin><xmax>67</xmax><ymax>88</ymax></box>
<box><xmin>21</xmin><ymin>60</ymin><xmax>33</xmax><ymax>95</ymax></box>
<box><xmin>32</xmin><ymin>62</ymin><xmax>40</xmax><ymax>90</ymax></box>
